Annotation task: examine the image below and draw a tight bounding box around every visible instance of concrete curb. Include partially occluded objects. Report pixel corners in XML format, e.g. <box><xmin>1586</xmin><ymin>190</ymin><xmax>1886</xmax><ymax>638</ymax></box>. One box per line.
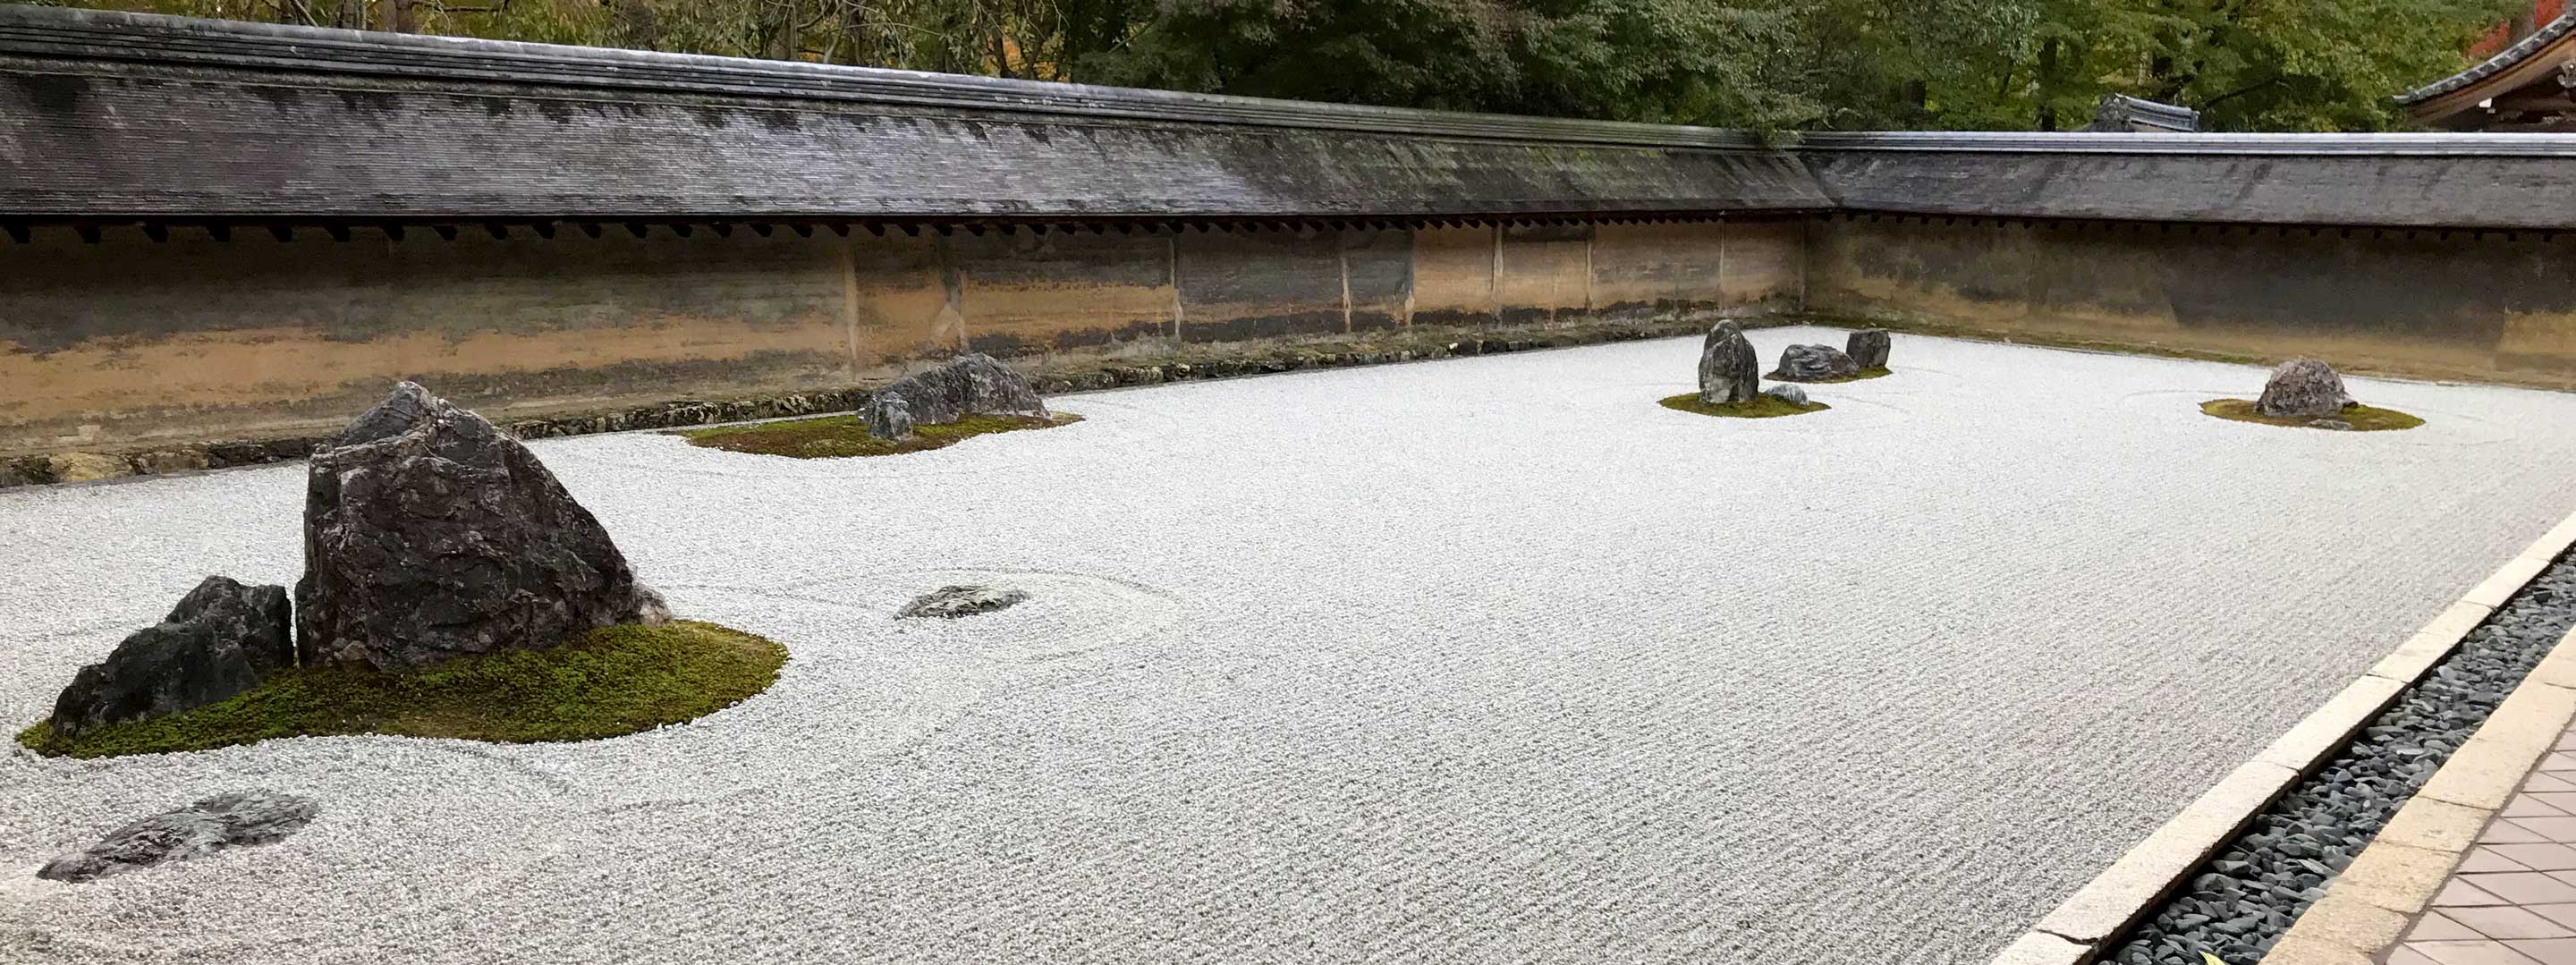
<box><xmin>1984</xmin><ymin>508</ymin><xmax>2576</xmax><ymax>965</ymax></box>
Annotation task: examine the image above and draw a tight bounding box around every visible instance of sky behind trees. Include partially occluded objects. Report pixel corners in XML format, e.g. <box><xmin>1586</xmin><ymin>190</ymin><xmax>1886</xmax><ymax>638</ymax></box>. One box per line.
<box><xmin>35</xmin><ymin>0</ymin><xmax>2527</xmax><ymax>131</ymax></box>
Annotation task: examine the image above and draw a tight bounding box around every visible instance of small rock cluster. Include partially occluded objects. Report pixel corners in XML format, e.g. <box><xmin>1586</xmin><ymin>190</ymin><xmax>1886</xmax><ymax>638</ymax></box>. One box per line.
<box><xmin>38</xmin><ymin>791</ymin><xmax>318</xmax><ymax>884</ymax></box>
<box><xmin>1699</xmin><ymin>323</ymin><xmax>1890</xmax><ymax>407</ymax></box>
<box><xmin>2106</xmin><ymin>551</ymin><xmax>2576</xmax><ymax>964</ymax></box>
<box><xmin>864</xmin><ymin>353</ymin><xmax>1051</xmax><ymax>440</ymax></box>
<box><xmin>44</xmin><ymin>383</ymin><xmax>669</xmax><ymax>732</ymax></box>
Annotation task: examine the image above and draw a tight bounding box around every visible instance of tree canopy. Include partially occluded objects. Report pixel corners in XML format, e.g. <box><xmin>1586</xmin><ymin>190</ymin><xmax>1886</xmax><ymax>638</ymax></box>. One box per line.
<box><xmin>36</xmin><ymin>0</ymin><xmax>2526</xmax><ymax>131</ymax></box>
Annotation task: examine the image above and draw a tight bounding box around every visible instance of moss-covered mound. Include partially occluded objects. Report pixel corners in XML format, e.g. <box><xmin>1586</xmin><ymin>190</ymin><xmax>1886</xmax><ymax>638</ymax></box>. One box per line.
<box><xmin>18</xmin><ymin>621</ymin><xmax>785</xmax><ymax>759</ymax></box>
<box><xmin>1658</xmin><ymin>393</ymin><xmax>1831</xmax><ymax>419</ymax></box>
<box><xmin>2200</xmin><ymin>399</ymin><xmax>2424</xmax><ymax>432</ymax></box>
<box><xmin>1792</xmin><ymin>366</ymin><xmax>1894</xmax><ymax>385</ymax></box>
<box><xmin>674</xmin><ymin>411</ymin><xmax>1079</xmax><ymax>458</ymax></box>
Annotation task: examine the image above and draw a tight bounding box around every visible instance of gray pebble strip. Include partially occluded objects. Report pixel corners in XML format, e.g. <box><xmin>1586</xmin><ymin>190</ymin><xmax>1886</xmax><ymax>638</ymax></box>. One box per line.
<box><xmin>2106</xmin><ymin>549</ymin><xmax>2576</xmax><ymax>964</ymax></box>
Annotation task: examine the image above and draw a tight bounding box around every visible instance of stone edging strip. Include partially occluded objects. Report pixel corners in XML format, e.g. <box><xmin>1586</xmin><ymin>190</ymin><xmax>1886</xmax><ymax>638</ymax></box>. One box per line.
<box><xmin>1988</xmin><ymin>509</ymin><xmax>2576</xmax><ymax>965</ymax></box>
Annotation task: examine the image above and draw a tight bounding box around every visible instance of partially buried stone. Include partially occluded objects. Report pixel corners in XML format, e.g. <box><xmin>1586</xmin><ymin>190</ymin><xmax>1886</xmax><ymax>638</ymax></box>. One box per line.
<box><xmin>863</xmin><ymin>354</ymin><xmax>1046</xmax><ymax>439</ymax></box>
<box><xmin>296</xmin><ymin>382</ymin><xmax>668</xmax><ymax>671</ymax></box>
<box><xmin>1845</xmin><ymin>328</ymin><xmax>1892</xmax><ymax>369</ymax></box>
<box><xmin>897</xmin><ymin>585</ymin><xmax>1031</xmax><ymax>620</ymax></box>
<box><xmin>37</xmin><ymin>791</ymin><xmax>318</xmax><ymax>884</ymax></box>
<box><xmin>2255</xmin><ymin>358</ymin><xmax>2355</xmax><ymax>419</ymax></box>
<box><xmin>2310</xmin><ymin>419</ymin><xmax>2353</xmax><ymax>431</ymax></box>
<box><xmin>1768</xmin><ymin>343</ymin><xmax>1862</xmax><ymax>382</ymax></box>
<box><xmin>48</xmin><ymin>576</ymin><xmax>293</xmax><ymax>738</ymax></box>
<box><xmin>1762</xmin><ymin>384</ymin><xmax>1809</xmax><ymax>406</ymax></box>
<box><xmin>865</xmin><ymin>392</ymin><xmax>916</xmax><ymax>441</ymax></box>
<box><xmin>1697</xmin><ymin>321</ymin><xmax>1759</xmax><ymax>404</ymax></box>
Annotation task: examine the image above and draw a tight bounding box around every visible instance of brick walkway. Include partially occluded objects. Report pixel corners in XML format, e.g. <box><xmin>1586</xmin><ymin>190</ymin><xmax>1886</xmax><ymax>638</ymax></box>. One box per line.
<box><xmin>2392</xmin><ymin>725</ymin><xmax>2576</xmax><ymax>964</ymax></box>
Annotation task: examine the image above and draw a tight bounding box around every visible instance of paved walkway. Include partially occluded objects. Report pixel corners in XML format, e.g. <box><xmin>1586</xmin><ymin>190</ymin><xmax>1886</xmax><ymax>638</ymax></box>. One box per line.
<box><xmin>2392</xmin><ymin>727</ymin><xmax>2576</xmax><ymax>964</ymax></box>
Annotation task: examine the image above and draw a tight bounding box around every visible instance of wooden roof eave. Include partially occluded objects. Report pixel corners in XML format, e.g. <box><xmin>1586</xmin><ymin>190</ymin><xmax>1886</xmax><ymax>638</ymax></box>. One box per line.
<box><xmin>2407</xmin><ymin>30</ymin><xmax>2576</xmax><ymax>127</ymax></box>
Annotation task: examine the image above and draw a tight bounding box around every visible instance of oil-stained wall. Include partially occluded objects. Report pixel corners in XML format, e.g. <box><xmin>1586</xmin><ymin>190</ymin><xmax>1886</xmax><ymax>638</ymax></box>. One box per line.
<box><xmin>1805</xmin><ymin>216</ymin><xmax>2576</xmax><ymax>388</ymax></box>
<box><xmin>0</xmin><ymin>219</ymin><xmax>1801</xmax><ymax>455</ymax></box>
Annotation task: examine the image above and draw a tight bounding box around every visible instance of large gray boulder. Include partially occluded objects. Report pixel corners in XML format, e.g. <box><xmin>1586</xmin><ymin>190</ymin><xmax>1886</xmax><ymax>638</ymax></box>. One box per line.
<box><xmin>1697</xmin><ymin>321</ymin><xmax>1759</xmax><ymax>404</ymax></box>
<box><xmin>865</xmin><ymin>354</ymin><xmax>1046</xmax><ymax>440</ymax></box>
<box><xmin>297</xmin><ymin>383</ymin><xmax>667</xmax><ymax>671</ymax></box>
<box><xmin>2255</xmin><ymin>358</ymin><xmax>2357</xmax><ymax>419</ymax></box>
<box><xmin>38</xmin><ymin>790</ymin><xmax>318</xmax><ymax>883</ymax></box>
<box><xmin>1768</xmin><ymin>343</ymin><xmax>1863</xmax><ymax>382</ymax></box>
<box><xmin>1846</xmin><ymin>329</ymin><xmax>1892</xmax><ymax>369</ymax></box>
<box><xmin>47</xmin><ymin>577</ymin><xmax>293</xmax><ymax>738</ymax></box>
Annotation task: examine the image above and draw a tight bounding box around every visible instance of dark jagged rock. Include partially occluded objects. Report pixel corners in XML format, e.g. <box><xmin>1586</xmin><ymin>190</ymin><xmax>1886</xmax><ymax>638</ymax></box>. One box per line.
<box><xmin>48</xmin><ymin>576</ymin><xmax>292</xmax><ymax>738</ymax></box>
<box><xmin>2254</xmin><ymin>358</ymin><xmax>2356</xmax><ymax>419</ymax></box>
<box><xmin>865</xmin><ymin>393</ymin><xmax>916</xmax><ymax>441</ymax></box>
<box><xmin>1846</xmin><ymin>329</ymin><xmax>1892</xmax><ymax>369</ymax></box>
<box><xmin>862</xmin><ymin>354</ymin><xmax>1046</xmax><ymax>440</ymax></box>
<box><xmin>897</xmin><ymin>585</ymin><xmax>1031</xmax><ymax>620</ymax></box>
<box><xmin>1697</xmin><ymin>321</ymin><xmax>1759</xmax><ymax>404</ymax></box>
<box><xmin>1767</xmin><ymin>343</ymin><xmax>1862</xmax><ymax>382</ymax></box>
<box><xmin>38</xmin><ymin>791</ymin><xmax>318</xmax><ymax>884</ymax></box>
<box><xmin>1762</xmin><ymin>384</ymin><xmax>1809</xmax><ymax>405</ymax></box>
<box><xmin>297</xmin><ymin>382</ymin><xmax>668</xmax><ymax>671</ymax></box>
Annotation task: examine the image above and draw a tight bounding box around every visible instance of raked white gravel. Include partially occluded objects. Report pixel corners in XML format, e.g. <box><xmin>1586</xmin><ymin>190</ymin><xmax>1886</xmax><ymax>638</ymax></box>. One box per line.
<box><xmin>6</xmin><ymin>327</ymin><xmax>2576</xmax><ymax>964</ymax></box>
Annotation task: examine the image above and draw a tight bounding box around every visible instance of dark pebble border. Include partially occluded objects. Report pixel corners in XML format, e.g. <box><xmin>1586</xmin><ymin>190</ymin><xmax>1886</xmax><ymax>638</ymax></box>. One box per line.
<box><xmin>0</xmin><ymin>317</ymin><xmax>1726</xmax><ymax>490</ymax></box>
<box><xmin>2105</xmin><ymin>546</ymin><xmax>2576</xmax><ymax>964</ymax></box>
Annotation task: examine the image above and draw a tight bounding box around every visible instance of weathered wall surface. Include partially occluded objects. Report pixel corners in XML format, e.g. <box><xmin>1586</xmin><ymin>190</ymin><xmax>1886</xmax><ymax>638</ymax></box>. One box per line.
<box><xmin>0</xmin><ymin>219</ymin><xmax>1801</xmax><ymax>456</ymax></box>
<box><xmin>1805</xmin><ymin>216</ymin><xmax>2576</xmax><ymax>389</ymax></box>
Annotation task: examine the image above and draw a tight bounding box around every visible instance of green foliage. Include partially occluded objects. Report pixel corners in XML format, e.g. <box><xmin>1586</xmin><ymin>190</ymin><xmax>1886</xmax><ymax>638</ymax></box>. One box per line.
<box><xmin>18</xmin><ymin>621</ymin><xmax>787</xmax><ymax>759</ymax></box>
<box><xmin>2200</xmin><ymin>398</ymin><xmax>2426</xmax><ymax>430</ymax></box>
<box><xmin>1657</xmin><ymin>392</ymin><xmax>1829</xmax><ymax>419</ymax></box>
<box><xmin>57</xmin><ymin>0</ymin><xmax>2526</xmax><ymax>131</ymax></box>
<box><xmin>676</xmin><ymin>411</ymin><xmax>1077</xmax><ymax>458</ymax></box>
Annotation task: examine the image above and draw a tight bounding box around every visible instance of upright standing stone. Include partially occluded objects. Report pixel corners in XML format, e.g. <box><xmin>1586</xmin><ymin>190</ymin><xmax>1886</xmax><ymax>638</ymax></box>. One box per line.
<box><xmin>2254</xmin><ymin>359</ymin><xmax>2356</xmax><ymax>419</ymax></box>
<box><xmin>1846</xmin><ymin>329</ymin><xmax>1892</xmax><ymax>369</ymax></box>
<box><xmin>47</xmin><ymin>576</ymin><xmax>293</xmax><ymax>738</ymax></box>
<box><xmin>297</xmin><ymin>383</ymin><xmax>668</xmax><ymax>671</ymax></box>
<box><xmin>863</xmin><ymin>354</ymin><xmax>1047</xmax><ymax>439</ymax></box>
<box><xmin>1698</xmin><ymin>321</ymin><xmax>1759</xmax><ymax>404</ymax></box>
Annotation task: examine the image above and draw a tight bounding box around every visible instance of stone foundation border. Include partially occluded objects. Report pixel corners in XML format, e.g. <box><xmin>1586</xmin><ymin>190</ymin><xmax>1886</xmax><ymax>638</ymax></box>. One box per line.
<box><xmin>0</xmin><ymin>316</ymin><xmax>1736</xmax><ymax>491</ymax></box>
<box><xmin>1989</xmin><ymin>509</ymin><xmax>2576</xmax><ymax>965</ymax></box>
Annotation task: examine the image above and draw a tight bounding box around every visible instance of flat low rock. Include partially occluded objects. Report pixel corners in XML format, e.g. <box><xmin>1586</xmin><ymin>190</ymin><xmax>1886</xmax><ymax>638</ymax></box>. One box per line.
<box><xmin>2255</xmin><ymin>358</ymin><xmax>2356</xmax><ymax>419</ymax></box>
<box><xmin>897</xmin><ymin>585</ymin><xmax>1032</xmax><ymax>619</ymax></box>
<box><xmin>865</xmin><ymin>354</ymin><xmax>1046</xmax><ymax>440</ymax></box>
<box><xmin>1768</xmin><ymin>343</ymin><xmax>1862</xmax><ymax>382</ymax></box>
<box><xmin>38</xmin><ymin>791</ymin><xmax>318</xmax><ymax>884</ymax></box>
<box><xmin>1763</xmin><ymin>384</ymin><xmax>1810</xmax><ymax>405</ymax></box>
<box><xmin>48</xmin><ymin>576</ymin><xmax>292</xmax><ymax>738</ymax></box>
<box><xmin>1846</xmin><ymin>329</ymin><xmax>1892</xmax><ymax>369</ymax></box>
<box><xmin>297</xmin><ymin>383</ymin><xmax>668</xmax><ymax>671</ymax></box>
<box><xmin>1697</xmin><ymin>321</ymin><xmax>1759</xmax><ymax>404</ymax></box>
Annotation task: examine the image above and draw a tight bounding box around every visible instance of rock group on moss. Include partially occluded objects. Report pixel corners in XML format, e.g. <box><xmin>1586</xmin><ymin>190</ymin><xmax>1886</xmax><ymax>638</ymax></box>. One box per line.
<box><xmin>42</xmin><ymin>383</ymin><xmax>672</xmax><ymax>740</ymax></box>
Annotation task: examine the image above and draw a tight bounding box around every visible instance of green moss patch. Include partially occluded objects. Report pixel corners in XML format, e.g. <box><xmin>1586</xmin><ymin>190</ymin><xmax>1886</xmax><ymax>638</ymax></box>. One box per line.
<box><xmin>1657</xmin><ymin>393</ymin><xmax>1831</xmax><ymax>419</ymax></box>
<box><xmin>2200</xmin><ymin>399</ymin><xmax>2424</xmax><ymax>432</ymax></box>
<box><xmin>675</xmin><ymin>411</ymin><xmax>1080</xmax><ymax>458</ymax></box>
<box><xmin>17</xmin><ymin>621</ymin><xmax>786</xmax><ymax>760</ymax></box>
<box><xmin>1785</xmin><ymin>366</ymin><xmax>1893</xmax><ymax>385</ymax></box>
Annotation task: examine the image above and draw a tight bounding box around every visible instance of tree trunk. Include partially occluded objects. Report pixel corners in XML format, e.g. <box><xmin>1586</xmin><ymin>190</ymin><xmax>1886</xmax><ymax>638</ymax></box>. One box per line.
<box><xmin>2036</xmin><ymin>38</ymin><xmax>2059</xmax><ymax>131</ymax></box>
